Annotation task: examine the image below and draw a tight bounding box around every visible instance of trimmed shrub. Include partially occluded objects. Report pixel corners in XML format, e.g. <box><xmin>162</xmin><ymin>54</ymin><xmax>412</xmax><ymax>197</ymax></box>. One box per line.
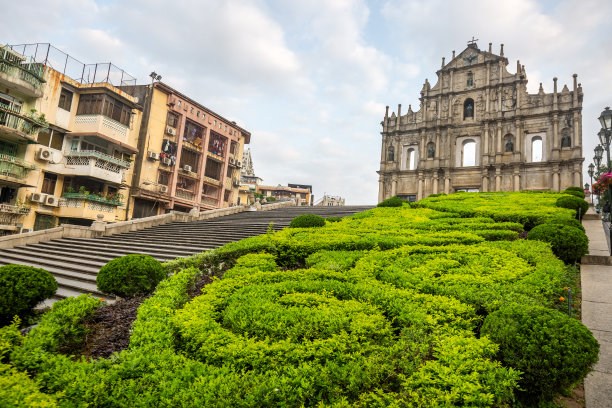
<box><xmin>546</xmin><ymin>214</ymin><xmax>585</xmax><ymax>232</ymax></box>
<box><xmin>555</xmin><ymin>195</ymin><xmax>589</xmax><ymax>219</ymax></box>
<box><xmin>481</xmin><ymin>304</ymin><xmax>599</xmax><ymax>405</ymax></box>
<box><xmin>96</xmin><ymin>254</ymin><xmax>166</xmax><ymax>298</ymax></box>
<box><xmin>289</xmin><ymin>214</ymin><xmax>325</xmax><ymax>228</ymax></box>
<box><xmin>565</xmin><ymin>186</ymin><xmax>585</xmax><ymax>193</ymax></box>
<box><xmin>0</xmin><ymin>265</ymin><xmax>57</xmax><ymax>325</ymax></box>
<box><xmin>376</xmin><ymin>195</ymin><xmax>405</xmax><ymax>207</ymax></box>
<box><xmin>527</xmin><ymin>223</ymin><xmax>588</xmax><ymax>264</ymax></box>
<box><xmin>564</xmin><ymin>189</ymin><xmax>585</xmax><ymax>199</ymax></box>
<box><xmin>325</xmin><ymin>216</ymin><xmax>342</xmax><ymax>223</ymax></box>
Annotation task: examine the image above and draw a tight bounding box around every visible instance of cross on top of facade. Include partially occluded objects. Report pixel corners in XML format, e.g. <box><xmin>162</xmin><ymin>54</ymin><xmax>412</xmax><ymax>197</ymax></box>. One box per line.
<box><xmin>467</xmin><ymin>37</ymin><xmax>479</xmax><ymax>45</ymax></box>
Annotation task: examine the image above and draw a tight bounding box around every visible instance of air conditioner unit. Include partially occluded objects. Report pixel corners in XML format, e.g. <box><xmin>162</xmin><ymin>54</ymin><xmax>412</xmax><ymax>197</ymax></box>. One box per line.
<box><xmin>30</xmin><ymin>193</ymin><xmax>46</xmax><ymax>203</ymax></box>
<box><xmin>159</xmin><ymin>185</ymin><xmax>169</xmax><ymax>194</ymax></box>
<box><xmin>229</xmin><ymin>158</ymin><xmax>235</xmax><ymax>165</ymax></box>
<box><xmin>166</xmin><ymin>126</ymin><xmax>176</xmax><ymax>136</ymax></box>
<box><xmin>147</xmin><ymin>151</ymin><xmax>158</xmax><ymax>160</ymax></box>
<box><xmin>162</xmin><ymin>157</ymin><xmax>172</xmax><ymax>165</ymax></box>
<box><xmin>237</xmin><ymin>161</ymin><xmax>242</xmax><ymax>169</ymax></box>
<box><xmin>37</xmin><ymin>148</ymin><xmax>53</xmax><ymax>161</ymax></box>
<box><xmin>44</xmin><ymin>195</ymin><xmax>59</xmax><ymax>207</ymax></box>
<box><xmin>20</xmin><ymin>228</ymin><xmax>33</xmax><ymax>234</ymax></box>
<box><xmin>183</xmin><ymin>164</ymin><xmax>192</xmax><ymax>172</ymax></box>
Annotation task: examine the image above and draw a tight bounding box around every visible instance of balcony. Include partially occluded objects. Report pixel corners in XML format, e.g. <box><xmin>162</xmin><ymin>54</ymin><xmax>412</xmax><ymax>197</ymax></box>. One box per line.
<box><xmin>73</xmin><ymin>115</ymin><xmax>129</xmax><ymax>145</ymax></box>
<box><xmin>175</xmin><ymin>189</ymin><xmax>196</xmax><ymax>201</ymax></box>
<box><xmin>201</xmin><ymin>196</ymin><xmax>219</xmax><ymax>208</ymax></box>
<box><xmin>0</xmin><ymin>46</ymin><xmax>45</xmax><ymax>98</ymax></box>
<box><xmin>0</xmin><ymin>204</ymin><xmax>30</xmax><ymax>231</ymax></box>
<box><xmin>58</xmin><ymin>194</ymin><xmax>122</xmax><ymax>222</ymax></box>
<box><xmin>63</xmin><ymin>151</ymin><xmax>130</xmax><ymax>184</ymax></box>
<box><xmin>0</xmin><ymin>105</ymin><xmax>47</xmax><ymax>143</ymax></box>
<box><xmin>0</xmin><ymin>154</ymin><xmax>36</xmax><ymax>184</ymax></box>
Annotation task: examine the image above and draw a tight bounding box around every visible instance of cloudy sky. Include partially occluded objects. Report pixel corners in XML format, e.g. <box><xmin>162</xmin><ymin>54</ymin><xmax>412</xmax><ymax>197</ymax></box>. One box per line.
<box><xmin>3</xmin><ymin>0</ymin><xmax>612</xmax><ymax>204</ymax></box>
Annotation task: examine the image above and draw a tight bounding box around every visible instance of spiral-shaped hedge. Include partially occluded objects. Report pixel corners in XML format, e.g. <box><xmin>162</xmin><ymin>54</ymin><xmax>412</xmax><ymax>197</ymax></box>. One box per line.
<box><xmin>172</xmin><ymin>260</ymin><xmax>516</xmax><ymax>406</ymax></box>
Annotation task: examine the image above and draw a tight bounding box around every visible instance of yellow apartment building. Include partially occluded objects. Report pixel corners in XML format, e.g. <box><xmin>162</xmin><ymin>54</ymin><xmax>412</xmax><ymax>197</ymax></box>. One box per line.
<box><xmin>128</xmin><ymin>82</ymin><xmax>250</xmax><ymax>218</ymax></box>
<box><xmin>1</xmin><ymin>43</ymin><xmax>141</xmax><ymax>233</ymax></box>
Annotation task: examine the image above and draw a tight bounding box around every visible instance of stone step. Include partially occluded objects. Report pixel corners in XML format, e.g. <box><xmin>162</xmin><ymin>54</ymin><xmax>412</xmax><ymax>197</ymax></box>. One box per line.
<box><xmin>38</xmin><ymin>240</ymin><xmax>196</xmax><ymax>260</ymax></box>
<box><xmin>0</xmin><ymin>252</ymin><xmax>100</xmax><ymax>275</ymax></box>
<box><xmin>56</xmin><ymin>238</ymin><xmax>207</xmax><ymax>255</ymax></box>
<box><xmin>2</xmin><ymin>247</ymin><xmax>108</xmax><ymax>269</ymax></box>
<box><xmin>100</xmin><ymin>233</ymin><xmax>262</xmax><ymax>245</ymax></box>
<box><xmin>30</xmin><ymin>242</ymin><xmax>181</xmax><ymax>262</ymax></box>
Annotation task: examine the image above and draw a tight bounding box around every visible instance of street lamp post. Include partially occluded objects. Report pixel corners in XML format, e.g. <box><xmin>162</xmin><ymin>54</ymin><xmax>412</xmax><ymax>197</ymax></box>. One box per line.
<box><xmin>588</xmin><ymin>163</ymin><xmax>595</xmax><ymax>203</ymax></box>
<box><xmin>595</xmin><ymin>151</ymin><xmax>603</xmax><ymax>208</ymax></box>
<box><xmin>598</xmin><ymin>107</ymin><xmax>612</xmax><ymax>216</ymax></box>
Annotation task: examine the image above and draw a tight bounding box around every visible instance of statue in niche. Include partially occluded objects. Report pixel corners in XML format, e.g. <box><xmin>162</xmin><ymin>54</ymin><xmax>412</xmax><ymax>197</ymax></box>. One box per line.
<box><xmin>561</xmin><ymin>130</ymin><xmax>572</xmax><ymax>148</ymax></box>
<box><xmin>565</xmin><ymin>114</ymin><xmax>573</xmax><ymax>128</ymax></box>
<box><xmin>428</xmin><ymin>143</ymin><xmax>435</xmax><ymax>158</ymax></box>
<box><xmin>505</xmin><ymin>138</ymin><xmax>514</xmax><ymax>152</ymax></box>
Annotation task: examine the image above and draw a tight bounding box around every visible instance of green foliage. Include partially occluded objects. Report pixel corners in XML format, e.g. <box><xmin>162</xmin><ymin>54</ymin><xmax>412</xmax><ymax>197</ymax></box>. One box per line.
<box><xmin>0</xmin><ymin>317</ymin><xmax>21</xmax><ymax>362</ymax></box>
<box><xmin>546</xmin><ymin>214</ymin><xmax>585</xmax><ymax>232</ymax></box>
<box><xmin>305</xmin><ymin>250</ymin><xmax>366</xmax><ymax>271</ymax></box>
<box><xmin>0</xmin><ymin>264</ymin><xmax>57</xmax><ymax>326</ymax></box>
<box><xmin>563</xmin><ymin>189</ymin><xmax>586</xmax><ymax>199</ymax></box>
<box><xmin>97</xmin><ymin>254</ymin><xmax>166</xmax><ymax>298</ymax></box>
<box><xmin>527</xmin><ymin>223</ymin><xmax>588</xmax><ymax>264</ymax></box>
<box><xmin>325</xmin><ymin>216</ymin><xmax>343</xmax><ymax>223</ymax></box>
<box><xmin>289</xmin><ymin>214</ymin><xmax>326</xmax><ymax>228</ymax></box>
<box><xmin>377</xmin><ymin>195</ymin><xmax>406</xmax><ymax>207</ymax></box>
<box><xmin>481</xmin><ymin>304</ymin><xmax>599</xmax><ymax>405</ymax></box>
<box><xmin>0</xmin><ymin>363</ymin><xmax>57</xmax><ymax>407</ymax></box>
<box><xmin>564</xmin><ymin>186</ymin><xmax>585</xmax><ymax>193</ymax></box>
<box><xmin>555</xmin><ymin>195</ymin><xmax>589</xmax><ymax>219</ymax></box>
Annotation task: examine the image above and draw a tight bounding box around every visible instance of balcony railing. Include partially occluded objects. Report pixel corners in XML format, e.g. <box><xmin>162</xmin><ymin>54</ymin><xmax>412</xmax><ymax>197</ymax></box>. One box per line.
<box><xmin>201</xmin><ymin>196</ymin><xmax>218</xmax><ymax>207</ymax></box>
<box><xmin>66</xmin><ymin>150</ymin><xmax>131</xmax><ymax>168</ymax></box>
<box><xmin>0</xmin><ymin>105</ymin><xmax>48</xmax><ymax>137</ymax></box>
<box><xmin>0</xmin><ymin>204</ymin><xmax>30</xmax><ymax>226</ymax></box>
<box><xmin>0</xmin><ymin>154</ymin><xmax>36</xmax><ymax>179</ymax></box>
<box><xmin>62</xmin><ymin>193</ymin><xmax>123</xmax><ymax>206</ymax></box>
<box><xmin>0</xmin><ymin>45</ymin><xmax>45</xmax><ymax>96</ymax></box>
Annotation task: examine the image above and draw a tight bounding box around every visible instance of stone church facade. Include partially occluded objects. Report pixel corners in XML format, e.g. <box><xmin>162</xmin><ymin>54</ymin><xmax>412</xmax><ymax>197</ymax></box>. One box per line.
<box><xmin>377</xmin><ymin>42</ymin><xmax>583</xmax><ymax>202</ymax></box>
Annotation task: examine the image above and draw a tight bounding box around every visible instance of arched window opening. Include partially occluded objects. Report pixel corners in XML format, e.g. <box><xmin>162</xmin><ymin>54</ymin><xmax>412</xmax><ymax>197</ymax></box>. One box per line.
<box><xmin>504</xmin><ymin>134</ymin><xmax>514</xmax><ymax>152</ymax></box>
<box><xmin>427</xmin><ymin>142</ymin><xmax>435</xmax><ymax>158</ymax></box>
<box><xmin>561</xmin><ymin>128</ymin><xmax>571</xmax><ymax>148</ymax></box>
<box><xmin>462</xmin><ymin>140</ymin><xmax>476</xmax><ymax>167</ymax></box>
<box><xmin>532</xmin><ymin>137</ymin><xmax>543</xmax><ymax>162</ymax></box>
<box><xmin>387</xmin><ymin>146</ymin><xmax>394</xmax><ymax>161</ymax></box>
<box><xmin>407</xmin><ymin>148</ymin><xmax>416</xmax><ymax>170</ymax></box>
<box><xmin>463</xmin><ymin>98</ymin><xmax>474</xmax><ymax>119</ymax></box>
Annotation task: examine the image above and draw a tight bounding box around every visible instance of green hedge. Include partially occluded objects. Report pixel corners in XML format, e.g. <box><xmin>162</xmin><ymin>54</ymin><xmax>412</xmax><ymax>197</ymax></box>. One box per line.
<box><xmin>289</xmin><ymin>214</ymin><xmax>325</xmax><ymax>228</ymax></box>
<box><xmin>527</xmin><ymin>223</ymin><xmax>588</xmax><ymax>264</ymax></box>
<box><xmin>0</xmin><ymin>265</ymin><xmax>57</xmax><ymax>326</ymax></box>
<box><xmin>482</xmin><ymin>304</ymin><xmax>599</xmax><ymax>405</ymax></box>
<box><xmin>377</xmin><ymin>196</ymin><xmax>406</xmax><ymax>207</ymax></box>
<box><xmin>97</xmin><ymin>254</ymin><xmax>166</xmax><ymax>298</ymax></box>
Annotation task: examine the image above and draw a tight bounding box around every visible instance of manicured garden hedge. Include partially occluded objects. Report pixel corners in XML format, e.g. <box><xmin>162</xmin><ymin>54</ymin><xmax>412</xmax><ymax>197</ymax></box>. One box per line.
<box><xmin>2</xmin><ymin>191</ymin><xmax>597</xmax><ymax>407</ymax></box>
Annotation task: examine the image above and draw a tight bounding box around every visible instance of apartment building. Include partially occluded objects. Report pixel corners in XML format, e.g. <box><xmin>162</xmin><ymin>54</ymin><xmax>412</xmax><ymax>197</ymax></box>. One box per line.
<box><xmin>1</xmin><ymin>43</ymin><xmax>141</xmax><ymax>233</ymax></box>
<box><xmin>129</xmin><ymin>82</ymin><xmax>250</xmax><ymax>218</ymax></box>
<box><xmin>257</xmin><ymin>184</ymin><xmax>311</xmax><ymax>206</ymax></box>
<box><xmin>0</xmin><ymin>45</ymin><xmax>45</xmax><ymax>235</ymax></box>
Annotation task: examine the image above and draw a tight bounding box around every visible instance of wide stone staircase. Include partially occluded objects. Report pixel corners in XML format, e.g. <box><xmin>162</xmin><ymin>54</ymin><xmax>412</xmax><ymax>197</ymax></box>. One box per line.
<box><xmin>0</xmin><ymin>205</ymin><xmax>372</xmax><ymax>302</ymax></box>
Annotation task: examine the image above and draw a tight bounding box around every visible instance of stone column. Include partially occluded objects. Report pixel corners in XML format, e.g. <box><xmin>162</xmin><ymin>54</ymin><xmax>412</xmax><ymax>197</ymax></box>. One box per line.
<box><xmin>513</xmin><ymin>169</ymin><xmax>521</xmax><ymax>191</ymax></box>
<box><xmin>396</xmin><ymin>104</ymin><xmax>401</xmax><ymax>131</ymax></box>
<box><xmin>417</xmin><ymin>173</ymin><xmax>424</xmax><ymax>200</ymax></box>
<box><xmin>483</xmin><ymin>122</ymin><xmax>489</xmax><ymax>164</ymax></box>
<box><xmin>433</xmin><ymin>176</ymin><xmax>439</xmax><ymax>194</ymax></box>
<box><xmin>444</xmin><ymin>174</ymin><xmax>450</xmax><ymax>194</ymax></box>
<box><xmin>495</xmin><ymin>167</ymin><xmax>502</xmax><ymax>191</ymax></box>
<box><xmin>552</xmin><ymin>166</ymin><xmax>560</xmax><ymax>191</ymax></box>
<box><xmin>391</xmin><ymin>176</ymin><xmax>398</xmax><ymax>197</ymax></box>
<box><xmin>552</xmin><ymin>113</ymin><xmax>560</xmax><ymax>160</ymax></box>
<box><xmin>482</xmin><ymin>175</ymin><xmax>488</xmax><ymax>192</ymax></box>
<box><xmin>573</xmin><ymin>111</ymin><xmax>581</xmax><ymax>148</ymax></box>
<box><xmin>435</xmin><ymin>131</ymin><xmax>440</xmax><ymax>157</ymax></box>
<box><xmin>378</xmin><ymin>175</ymin><xmax>384</xmax><ymax>203</ymax></box>
<box><xmin>496</xmin><ymin>123</ymin><xmax>502</xmax><ymax>155</ymax></box>
<box><xmin>574</xmin><ymin>170</ymin><xmax>582</xmax><ymax>187</ymax></box>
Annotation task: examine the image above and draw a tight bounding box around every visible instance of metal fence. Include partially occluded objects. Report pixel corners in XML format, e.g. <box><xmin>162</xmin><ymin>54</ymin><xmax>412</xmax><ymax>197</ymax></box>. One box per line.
<box><xmin>8</xmin><ymin>43</ymin><xmax>137</xmax><ymax>95</ymax></box>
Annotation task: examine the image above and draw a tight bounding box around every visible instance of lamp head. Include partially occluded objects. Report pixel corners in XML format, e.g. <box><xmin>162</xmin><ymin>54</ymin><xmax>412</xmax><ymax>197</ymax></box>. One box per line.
<box><xmin>599</xmin><ymin>106</ymin><xmax>612</xmax><ymax>131</ymax></box>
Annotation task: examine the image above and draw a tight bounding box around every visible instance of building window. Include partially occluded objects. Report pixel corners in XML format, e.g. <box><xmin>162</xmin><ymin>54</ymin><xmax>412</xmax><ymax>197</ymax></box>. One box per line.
<box><xmin>179</xmin><ymin>148</ymin><xmax>200</xmax><ymax>173</ymax></box>
<box><xmin>226</xmin><ymin>166</ymin><xmax>233</xmax><ymax>178</ymax></box>
<box><xmin>224</xmin><ymin>190</ymin><xmax>231</xmax><ymax>202</ymax></box>
<box><xmin>230</xmin><ymin>141</ymin><xmax>238</xmax><ymax>155</ymax></box>
<box><xmin>41</xmin><ymin>172</ymin><xmax>57</xmax><ymax>195</ymax></box>
<box><xmin>202</xmin><ymin>183</ymin><xmax>219</xmax><ymax>198</ymax></box>
<box><xmin>387</xmin><ymin>146</ymin><xmax>394</xmax><ymax>162</ymax></box>
<box><xmin>177</xmin><ymin>100</ymin><xmax>181</xmax><ymax>108</ymax></box>
<box><xmin>167</xmin><ymin>112</ymin><xmax>179</xmax><ymax>128</ymax></box>
<box><xmin>463</xmin><ymin>98</ymin><xmax>474</xmax><ymax>119</ymax></box>
<box><xmin>190</xmin><ymin>107</ymin><xmax>194</xmax><ymax>114</ymax></box>
<box><xmin>532</xmin><ymin>137</ymin><xmax>543</xmax><ymax>162</ymax></box>
<box><xmin>158</xmin><ymin>171</ymin><xmax>170</xmax><ymax>186</ymax></box>
<box><xmin>427</xmin><ymin>142</ymin><xmax>435</xmax><ymax>158</ymax></box>
<box><xmin>208</xmin><ymin>131</ymin><xmax>227</xmax><ymax>157</ymax></box>
<box><xmin>504</xmin><ymin>134</ymin><xmax>514</xmax><ymax>152</ymax></box>
<box><xmin>204</xmin><ymin>158</ymin><xmax>223</xmax><ymax>180</ymax></box>
<box><xmin>58</xmin><ymin>88</ymin><xmax>73</xmax><ymax>111</ymax></box>
<box><xmin>407</xmin><ymin>148</ymin><xmax>416</xmax><ymax>170</ymax></box>
<box><xmin>462</xmin><ymin>140</ymin><xmax>476</xmax><ymax>166</ymax></box>
<box><xmin>81</xmin><ymin>140</ymin><xmax>106</xmax><ymax>153</ymax></box>
<box><xmin>76</xmin><ymin>93</ymin><xmax>132</xmax><ymax>126</ymax></box>
<box><xmin>37</xmin><ymin>129</ymin><xmax>65</xmax><ymax>150</ymax></box>
<box><xmin>196</xmin><ymin>110</ymin><xmax>200</xmax><ymax>118</ymax></box>
<box><xmin>183</xmin><ymin>120</ymin><xmax>204</xmax><ymax>148</ymax></box>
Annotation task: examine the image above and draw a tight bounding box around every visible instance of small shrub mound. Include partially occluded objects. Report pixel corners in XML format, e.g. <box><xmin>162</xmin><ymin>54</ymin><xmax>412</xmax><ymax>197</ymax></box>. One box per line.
<box><xmin>481</xmin><ymin>304</ymin><xmax>599</xmax><ymax>405</ymax></box>
<box><xmin>0</xmin><ymin>265</ymin><xmax>57</xmax><ymax>325</ymax></box>
<box><xmin>556</xmin><ymin>195</ymin><xmax>589</xmax><ymax>218</ymax></box>
<box><xmin>527</xmin><ymin>223</ymin><xmax>588</xmax><ymax>264</ymax></box>
<box><xmin>565</xmin><ymin>186</ymin><xmax>585</xmax><ymax>193</ymax></box>
<box><xmin>546</xmin><ymin>214</ymin><xmax>585</xmax><ymax>232</ymax></box>
<box><xmin>96</xmin><ymin>254</ymin><xmax>166</xmax><ymax>298</ymax></box>
<box><xmin>325</xmin><ymin>216</ymin><xmax>342</xmax><ymax>223</ymax></box>
<box><xmin>289</xmin><ymin>214</ymin><xmax>325</xmax><ymax>228</ymax></box>
<box><xmin>377</xmin><ymin>195</ymin><xmax>406</xmax><ymax>207</ymax></box>
<box><xmin>563</xmin><ymin>189</ymin><xmax>586</xmax><ymax>199</ymax></box>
